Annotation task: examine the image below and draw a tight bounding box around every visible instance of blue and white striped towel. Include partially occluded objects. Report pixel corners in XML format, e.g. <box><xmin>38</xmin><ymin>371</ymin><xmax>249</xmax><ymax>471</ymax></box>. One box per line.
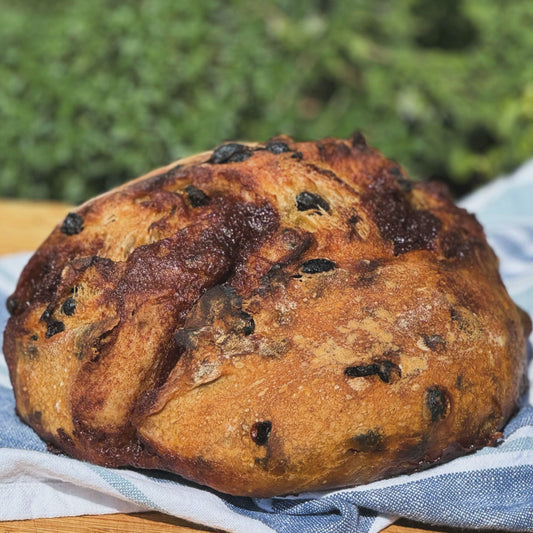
<box><xmin>1</xmin><ymin>160</ymin><xmax>533</xmax><ymax>532</ymax></box>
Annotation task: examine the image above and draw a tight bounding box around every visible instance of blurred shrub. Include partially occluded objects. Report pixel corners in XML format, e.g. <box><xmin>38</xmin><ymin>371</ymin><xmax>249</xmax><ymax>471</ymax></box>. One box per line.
<box><xmin>1</xmin><ymin>0</ymin><xmax>533</xmax><ymax>203</ymax></box>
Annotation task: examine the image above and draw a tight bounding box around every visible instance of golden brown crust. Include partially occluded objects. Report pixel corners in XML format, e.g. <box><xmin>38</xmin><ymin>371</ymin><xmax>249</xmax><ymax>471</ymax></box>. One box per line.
<box><xmin>3</xmin><ymin>134</ymin><xmax>531</xmax><ymax>496</ymax></box>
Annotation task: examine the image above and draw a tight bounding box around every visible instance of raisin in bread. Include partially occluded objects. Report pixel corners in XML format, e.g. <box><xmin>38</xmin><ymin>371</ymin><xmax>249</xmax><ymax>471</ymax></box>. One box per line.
<box><xmin>3</xmin><ymin>134</ymin><xmax>531</xmax><ymax>497</ymax></box>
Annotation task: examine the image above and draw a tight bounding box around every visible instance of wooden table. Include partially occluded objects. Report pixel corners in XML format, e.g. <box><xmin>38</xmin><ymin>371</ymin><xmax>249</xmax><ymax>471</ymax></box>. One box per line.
<box><xmin>0</xmin><ymin>199</ymin><xmax>497</xmax><ymax>532</ymax></box>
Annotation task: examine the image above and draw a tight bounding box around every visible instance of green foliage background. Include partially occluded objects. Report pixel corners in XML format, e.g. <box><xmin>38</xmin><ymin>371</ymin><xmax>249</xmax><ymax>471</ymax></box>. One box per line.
<box><xmin>1</xmin><ymin>0</ymin><xmax>533</xmax><ymax>203</ymax></box>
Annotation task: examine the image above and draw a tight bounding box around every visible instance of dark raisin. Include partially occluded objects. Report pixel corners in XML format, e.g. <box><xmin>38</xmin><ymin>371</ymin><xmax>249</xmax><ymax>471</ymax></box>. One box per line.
<box><xmin>290</xmin><ymin>151</ymin><xmax>303</xmax><ymax>160</ymax></box>
<box><xmin>423</xmin><ymin>334</ymin><xmax>446</xmax><ymax>351</ymax></box>
<box><xmin>300</xmin><ymin>258</ymin><xmax>336</xmax><ymax>274</ymax></box>
<box><xmin>295</xmin><ymin>191</ymin><xmax>330</xmax><ymax>213</ymax></box>
<box><xmin>348</xmin><ymin>214</ymin><xmax>361</xmax><ymax>225</ymax></box>
<box><xmin>345</xmin><ymin>364</ymin><xmax>379</xmax><ymax>378</ymax></box>
<box><xmin>251</xmin><ymin>421</ymin><xmax>272</xmax><ymax>446</ymax></box>
<box><xmin>350</xmin><ymin>131</ymin><xmax>367</xmax><ymax>148</ymax></box>
<box><xmin>208</xmin><ymin>143</ymin><xmax>253</xmax><ymax>164</ymax></box>
<box><xmin>239</xmin><ymin>311</ymin><xmax>255</xmax><ymax>336</ymax></box>
<box><xmin>426</xmin><ymin>386</ymin><xmax>449</xmax><ymax>422</ymax></box>
<box><xmin>6</xmin><ymin>296</ymin><xmax>18</xmax><ymax>315</ymax></box>
<box><xmin>60</xmin><ymin>212</ymin><xmax>84</xmax><ymax>235</ymax></box>
<box><xmin>345</xmin><ymin>360</ymin><xmax>400</xmax><ymax>383</ymax></box>
<box><xmin>185</xmin><ymin>185</ymin><xmax>210</xmax><ymax>207</ymax></box>
<box><xmin>61</xmin><ymin>297</ymin><xmax>76</xmax><ymax>316</ymax></box>
<box><xmin>40</xmin><ymin>306</ymin><xmax>53</xmax><ymax>323</ymax></box>
<box><xmin>266</xmin><ymin>141</ymin><xmax>291</xmax><ymax>154</ymax></box>
<box><xmin>397</xmin><ymin>177</ymin><xmax>413</xmax><ymax>193</ymax></box>
<box><xmin>389</xmin><ymin>166</ymin><xmax>402</xmax><ymax>177</ymax></box>
<box><xmin>45</xmin><ymin>320</ymin><xmax>65</xmax><ymax>338</ymax></box>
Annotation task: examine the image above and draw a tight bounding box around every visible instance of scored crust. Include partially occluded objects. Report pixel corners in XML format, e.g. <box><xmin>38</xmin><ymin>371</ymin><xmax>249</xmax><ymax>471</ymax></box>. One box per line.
<box><xmin>3</xmin><ymin>134</ymin><xmax>531</xmax><ymax>497</ymax></box>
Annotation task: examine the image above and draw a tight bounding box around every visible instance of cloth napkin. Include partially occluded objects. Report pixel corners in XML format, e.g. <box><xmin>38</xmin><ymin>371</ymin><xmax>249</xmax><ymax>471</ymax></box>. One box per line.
<box><xmin>1</xmin><ymin>160</ymin><xmax>533</xmax><ymax>533</ymax></box>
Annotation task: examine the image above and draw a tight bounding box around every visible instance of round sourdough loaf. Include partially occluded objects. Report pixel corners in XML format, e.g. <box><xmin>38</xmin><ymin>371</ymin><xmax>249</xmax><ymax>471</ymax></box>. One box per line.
<box><xmin>3</xmin><ymin>134</ymin><xmax>531</xmax><ymax>497</ymax></box>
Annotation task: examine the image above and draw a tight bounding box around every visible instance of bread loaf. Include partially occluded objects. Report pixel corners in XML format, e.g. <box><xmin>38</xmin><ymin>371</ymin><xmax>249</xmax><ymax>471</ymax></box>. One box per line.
<box><xmin>3</xmin><ymin>134</ymin><xmax>530</xmax><ymax>497</ymax></box>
